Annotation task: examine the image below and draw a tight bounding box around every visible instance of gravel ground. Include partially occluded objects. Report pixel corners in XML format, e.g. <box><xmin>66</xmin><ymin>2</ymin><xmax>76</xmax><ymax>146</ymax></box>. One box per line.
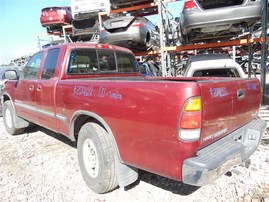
<box><xmin>0</xmin><ymin>108</ymin><xmax>269</xmax><ymax>202</ymax></box>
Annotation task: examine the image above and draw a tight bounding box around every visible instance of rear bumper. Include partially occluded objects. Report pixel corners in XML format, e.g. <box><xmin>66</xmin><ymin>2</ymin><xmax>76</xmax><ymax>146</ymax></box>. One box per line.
<box><xmin>182</xmin><ymin>119</ymin><xmax>266</xmax><ymax>186</ymax></box>
<box><xmin>99</xmin><ymin>27</ymin><xmax>144</xmax><ymax>45</ymax></box>
<box><xmin>40</xmin><ymin>17</ymin><xmax>71</xmax><ymax>27</ymax></box>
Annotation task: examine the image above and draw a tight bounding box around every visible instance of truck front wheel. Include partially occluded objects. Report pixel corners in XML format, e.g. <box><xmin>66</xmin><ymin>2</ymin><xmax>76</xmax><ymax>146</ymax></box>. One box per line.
<box><xmin>3</xmin><ymin>101</ymin><xmax>25</xmax><ymax>135</ymax></box>
<box><xmin>77</xmin><ymin>122</ymin><xmax>118</xmax><ymax>193</ymax></box>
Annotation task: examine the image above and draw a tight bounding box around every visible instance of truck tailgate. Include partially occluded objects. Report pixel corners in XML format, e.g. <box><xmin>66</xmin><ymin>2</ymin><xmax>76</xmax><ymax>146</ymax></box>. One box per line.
<box><xmin>197</xmin><ymin>78</ymin><xmax>261</xmax><ymax>149</ymax></box>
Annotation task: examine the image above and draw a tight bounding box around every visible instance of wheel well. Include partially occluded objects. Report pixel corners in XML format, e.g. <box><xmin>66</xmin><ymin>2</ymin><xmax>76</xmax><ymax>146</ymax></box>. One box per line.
<box><xmin>72</xmin><ymin>113</ymin><xmax>121</xmax><ymax>160</ymax></box>
<box><xmin>3</xmin><ymin>95</ymin><xmax>10</xmax><ymax>103</ymax></box>
<box><xmin>73</xmin><ymin>115</ymin><xmax>104</xmax><ymax>141</ymax></box>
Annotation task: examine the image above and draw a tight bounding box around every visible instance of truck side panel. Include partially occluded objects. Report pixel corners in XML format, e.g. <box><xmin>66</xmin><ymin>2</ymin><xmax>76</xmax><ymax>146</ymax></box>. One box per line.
<box><xmin>55</xmin><ymin>79</ymin><xmax>201</xmax><ymax>180</ymax></box>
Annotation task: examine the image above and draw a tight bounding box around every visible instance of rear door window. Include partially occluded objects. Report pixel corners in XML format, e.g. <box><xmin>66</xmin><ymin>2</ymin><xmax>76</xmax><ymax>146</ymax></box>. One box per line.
<box><xmin>41</xmin><ymin>48</ymin><xmax>60</xmax><ymax>79</ymax></box>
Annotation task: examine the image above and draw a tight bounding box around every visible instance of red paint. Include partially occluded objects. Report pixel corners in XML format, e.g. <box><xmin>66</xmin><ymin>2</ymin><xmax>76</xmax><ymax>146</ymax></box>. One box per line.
<box><xmin>3</xmin><ymin>43</ymin><xmax>262</xmax><ymax>181</ymax></box>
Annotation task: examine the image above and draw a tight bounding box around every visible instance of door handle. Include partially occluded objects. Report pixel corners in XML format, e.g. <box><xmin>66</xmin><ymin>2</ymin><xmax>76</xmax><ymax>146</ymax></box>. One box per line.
<box><xmin>37</xmin><ymin>85</ymin><xmax>42</xmax><ymax>92</ymax></box>
<box><xmin>29</xmin><ymin>85</ymin><xmax>34</xmax><ymax>91</ymax></box>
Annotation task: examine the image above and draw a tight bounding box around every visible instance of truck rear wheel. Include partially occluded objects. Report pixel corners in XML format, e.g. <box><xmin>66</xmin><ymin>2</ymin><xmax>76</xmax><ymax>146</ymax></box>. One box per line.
<box><xmin>77</xmin><ymin>122</ymin><xmax>118</xmax><ymax>193</ymax></box>
<box><xmin>3</xmin><ymin>101</ymin><xmax>25</xmax><ymax>135</ymax></box>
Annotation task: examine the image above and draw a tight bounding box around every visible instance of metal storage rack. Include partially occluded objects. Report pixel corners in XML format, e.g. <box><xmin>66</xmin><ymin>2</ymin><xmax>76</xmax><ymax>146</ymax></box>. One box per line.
<box><xmin>56</xmin><ymin>0</ymin><xmax>269</xmax><ymax>102</ymax></box>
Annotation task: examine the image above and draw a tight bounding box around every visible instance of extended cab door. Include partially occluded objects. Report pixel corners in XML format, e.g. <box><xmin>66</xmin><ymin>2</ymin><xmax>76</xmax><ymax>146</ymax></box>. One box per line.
<box><xmin>14</xmin><ymin>51</ymin><xmax>44</xmax><ymax>122</ymax></box>
<box><xmin>35</xmin><ymin>48</ymin><xmax>61</xmax><ymax>132</ymax></box>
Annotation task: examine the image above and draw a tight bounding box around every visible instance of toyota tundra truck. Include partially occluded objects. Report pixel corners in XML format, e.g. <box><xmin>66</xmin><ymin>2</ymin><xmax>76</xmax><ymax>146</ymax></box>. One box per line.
<box><xmin>1</xmin><ymin>43</ymin><xmax>266</xmax><ymax>194</ymax></box>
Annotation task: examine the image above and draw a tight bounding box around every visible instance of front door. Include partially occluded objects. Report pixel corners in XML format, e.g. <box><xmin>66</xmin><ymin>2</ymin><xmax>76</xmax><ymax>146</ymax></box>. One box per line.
<box><xmin>35</xmin><ymin>48</ymin><xmax>60</xmax><ymax>132</ymax></box>
<box><xmin>14</xmin><ymin>51</ymin><xmax>44</xmax><ymax>123</ymax></box>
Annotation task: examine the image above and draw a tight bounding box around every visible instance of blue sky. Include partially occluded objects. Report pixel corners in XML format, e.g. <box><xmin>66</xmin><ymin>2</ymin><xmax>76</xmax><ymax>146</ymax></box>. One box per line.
<box><xmin>0</xmin><ymin>0</ymin><xmax>71</xmax><ymax>65</ymax></box>
<box><xmin>0</xmin><ymin>0</ymin><xmax>183</xmax><ymax>65</ymax></box>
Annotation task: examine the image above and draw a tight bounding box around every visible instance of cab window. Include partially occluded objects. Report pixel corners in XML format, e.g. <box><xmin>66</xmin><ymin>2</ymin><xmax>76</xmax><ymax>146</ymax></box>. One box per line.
<box><xmin>97</xmin><ymin>50</ymin><xmax>116</xmax><ymax>72</ymax></box>
<box><xmin>116</xmin><ymin>51</ymin><xmax>138</xmax><ymax>73</ymax></box>
<box><xmin>67</xmin><ymin>48</ymin><xmax>138</xmax><ymax>74</ymax></box>
<box><xmin>68</xmin><ymin>49</ymin><xmax>98</xmax><ymax>74</ymax></box>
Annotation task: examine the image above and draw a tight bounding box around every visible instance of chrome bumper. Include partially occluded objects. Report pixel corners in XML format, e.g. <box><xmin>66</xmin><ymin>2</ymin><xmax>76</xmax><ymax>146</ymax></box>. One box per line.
<box><xmin>182</xmin><ymin>119</ymin><xmax>266</xmax><ymax>186</ymax></box>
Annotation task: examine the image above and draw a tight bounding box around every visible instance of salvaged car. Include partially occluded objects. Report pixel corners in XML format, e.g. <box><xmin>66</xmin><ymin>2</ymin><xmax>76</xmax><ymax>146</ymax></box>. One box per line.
<box><xmin>40</xmin><ymin>7</ymin><xmax>72</xmax><ymax>35</ymax></box>
<box><xmin>179</xmin><ymin>0</ymin><xmax>262</xmax><ymax>44</ymax></box>
<box><xmin>0</xmin><ymin>66</ymin><xmax>21</xmax><ymax>116</ymax></box>
<box><xmin>183</xmin><ymin>54</ymin><xmax>247</xmax><ymax>77</ymax></box>
<box><xmin>71</xmin><ymin>0</ymin><xmax>110</xmax><ymax>20</ymax></box>
<box><xmin>2</xmin><ymin>43</ymin><xmax>266</xmax><ymax>194</ymax></box>
<box><xmin>71</xmin><ymin>0</ymin><xmax>110</xmax><ymax>41</ymax></box>
<box><xmin>72</xmin><ymin>18</ymin><xmax>100</xmax><ymax>41</ymax></box>
<box><xmin>99</xmin><ymin>16</ymin><xmax>160</xmax><ymax>50</ymax></box>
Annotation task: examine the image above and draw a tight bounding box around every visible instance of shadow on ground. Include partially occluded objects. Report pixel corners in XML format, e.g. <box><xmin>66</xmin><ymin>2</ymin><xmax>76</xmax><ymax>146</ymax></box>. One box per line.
<box><xmin>23</xmin><ymin>124</ymin><xmax>76</xmax><ymax>148</ymax></box>
<box><xmin>125</xmin><ymin>170</ymin><xmax>200</xmax><ymax>195</ymax></box>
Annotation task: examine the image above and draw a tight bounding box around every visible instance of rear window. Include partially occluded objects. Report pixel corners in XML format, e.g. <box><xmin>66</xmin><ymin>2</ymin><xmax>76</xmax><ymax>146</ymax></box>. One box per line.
<box><xmin>67</xmin><ymin>48</ymin><xmax>138</xmax><ymax>74</ymax></box>
<box><xmin>192</xmin><ymin>68</ymin><xmax>240</xmax><ymax>77</ymax></box>
<box><xmin>116</xmin><ymin>51</ymin><xmax>138</xmax><ymax>73</ymax></box>
<box><xmin>72</xmin><ymin>18</ymin><xmax>97</xmax><ymax>29</ymax></box>
<box><xmin>197</xmin><ymin>0</ymin><xmax>243</xmax><ymax>9</ymax></box>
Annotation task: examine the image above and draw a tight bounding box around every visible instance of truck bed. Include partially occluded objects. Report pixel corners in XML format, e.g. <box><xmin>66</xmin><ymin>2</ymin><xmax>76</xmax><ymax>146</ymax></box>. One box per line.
<box><xmin>54</xmin><ymin>76</ymin><xmax>261</xmax><ymax>180</ymax></box>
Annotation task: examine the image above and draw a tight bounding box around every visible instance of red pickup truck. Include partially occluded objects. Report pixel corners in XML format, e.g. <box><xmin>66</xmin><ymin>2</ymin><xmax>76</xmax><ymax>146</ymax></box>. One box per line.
<box><xmin>2</xmin><ymin>43</ymin><xmax>266</xmax><ymax>194</ymax></box>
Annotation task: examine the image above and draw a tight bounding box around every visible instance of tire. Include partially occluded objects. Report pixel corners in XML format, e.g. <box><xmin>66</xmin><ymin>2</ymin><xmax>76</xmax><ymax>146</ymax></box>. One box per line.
<box><xmin>77</xmin><ymin>122</ymin><xmax>118</xmax><ymax>193</ymax></box>
<box><xmin>145</xmin><ymin>33</ymin><xmax>151</xmax><ymax>48</ymax></box>
<box><xmin>180</xmin><ymin>35</ymin><xmax>189</xmax><ymax>45</ymax></box>
<box><xmin>3</xmin><ymin>101</ymin><xmax>25</xmax><ymax>135</ymax></box>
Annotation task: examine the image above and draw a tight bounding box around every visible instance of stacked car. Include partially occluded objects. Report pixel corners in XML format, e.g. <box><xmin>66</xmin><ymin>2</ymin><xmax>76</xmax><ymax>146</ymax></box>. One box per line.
<box><xmin>39</xmin><ymin>0</ymin><xmax>160</xmax><ymax>51</ymax></box>
<box><xmin>178</xmin><ymin>0</ymin><xmax>262</xmax><ymax>44</ymax></box>
<box><xmin>99</xmin><ymin>16</ymin><xmax>160</xmax><ymax>51</ymax></box>
<box><xmin>39</xmin><ymin>0</ymin><xmax>263</xmax><ymax>77</ymax></box>
<box><xmin>71</xmin><ymin>0</ymin><xmax>110</xmax><ymax>41</ymax></box>
<box><xmin>40</xmin><ymin>6</ymin><xmax>73</xmax><ymax>35</ymax></box>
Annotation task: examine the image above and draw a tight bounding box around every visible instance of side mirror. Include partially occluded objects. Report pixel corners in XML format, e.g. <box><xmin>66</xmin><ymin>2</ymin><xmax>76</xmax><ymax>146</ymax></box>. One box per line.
<box><xmin>4</xmin><ymin>70</ymin><xmax>18</xmax><ymax>80</ymax></box>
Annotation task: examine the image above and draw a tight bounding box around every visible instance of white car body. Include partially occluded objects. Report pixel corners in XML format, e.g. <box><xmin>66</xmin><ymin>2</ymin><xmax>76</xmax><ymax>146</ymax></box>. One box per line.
<box><xmin>71</xmin><ymin>0</ymin><xmax>111</xmax><ymax>20</ymax></box>
<box><xmin>183</xmin><ymin>54</ymin><xmax>247</xmax><ymax>78</ymax></box>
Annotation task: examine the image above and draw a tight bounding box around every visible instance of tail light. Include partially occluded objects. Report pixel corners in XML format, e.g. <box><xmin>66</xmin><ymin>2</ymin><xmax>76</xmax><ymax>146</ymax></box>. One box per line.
<box><xmin>184</xmin><ymin>0</ymin><xmax>198</xmax><ymax>10</ymax></box>
<box><xmin>178</xmin><ymin>97</ymin><xmax>202</xmax><ymax>141</ymax></box>
<box><xmin>132</xmin><ymin>21</ymin><xmax>143</xmax><ymax>27</ymax></box>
